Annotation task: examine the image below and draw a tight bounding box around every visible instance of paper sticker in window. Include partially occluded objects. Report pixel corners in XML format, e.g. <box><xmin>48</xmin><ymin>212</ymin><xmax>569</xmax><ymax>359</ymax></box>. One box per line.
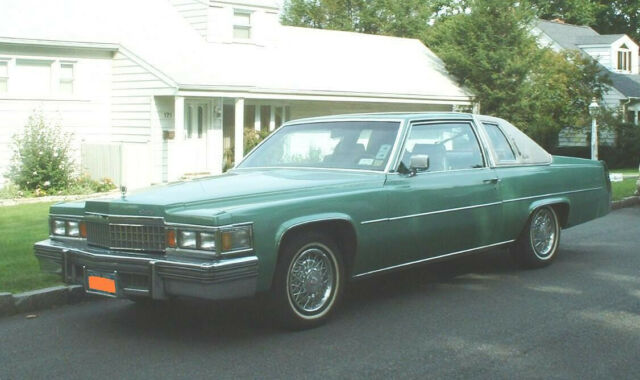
<box><xmin>375</xmin><ymin>144</ymin><xmax>391</xmax><ymax>160</ymax></box>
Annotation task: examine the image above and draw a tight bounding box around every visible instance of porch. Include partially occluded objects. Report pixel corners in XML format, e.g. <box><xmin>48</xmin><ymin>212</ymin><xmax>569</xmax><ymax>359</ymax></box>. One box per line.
<box><xmin>152</xmin><ymin>95</ymin><xmax>463</xmax><ymax>184</ymax></box>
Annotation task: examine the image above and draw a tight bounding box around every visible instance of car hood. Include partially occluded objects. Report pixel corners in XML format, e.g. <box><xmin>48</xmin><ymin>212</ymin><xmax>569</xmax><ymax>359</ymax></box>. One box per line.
<box><xmin>83</xmin><ymin>169</ymin><xmax>384</xmax><ymax>217</ymax></box>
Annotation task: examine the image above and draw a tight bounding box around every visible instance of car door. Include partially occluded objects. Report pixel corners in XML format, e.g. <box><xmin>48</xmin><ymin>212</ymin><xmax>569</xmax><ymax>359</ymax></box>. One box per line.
<box><xmin>380</xmin><ymin>120</ymin><xmax>503</xmax><ymax>268</ymax></box>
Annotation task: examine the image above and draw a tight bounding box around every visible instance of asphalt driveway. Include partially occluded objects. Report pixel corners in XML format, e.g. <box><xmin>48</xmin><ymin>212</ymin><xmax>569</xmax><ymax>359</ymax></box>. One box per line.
<box><xmin>1</xmin><ymin>206</ymin><xmax>639</xmax><ymax>379</ymax></box>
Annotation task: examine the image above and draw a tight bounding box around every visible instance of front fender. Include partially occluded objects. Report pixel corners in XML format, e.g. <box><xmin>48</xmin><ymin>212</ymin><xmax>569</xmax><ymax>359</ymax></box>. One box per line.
<box><xmin>275</xmin><ymin>212</ymin><xmax>356</xmax><ymax>250</ymax></box>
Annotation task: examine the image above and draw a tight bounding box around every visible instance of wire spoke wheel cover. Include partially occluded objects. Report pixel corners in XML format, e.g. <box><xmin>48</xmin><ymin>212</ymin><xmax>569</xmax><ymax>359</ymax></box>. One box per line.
<box><xmin>286</xmin><ymin>243</ymin><xmax>338</xmax><ymax>318</ymax></box>
<box><xmin>529</xmin><ymin>207</ymin><xmax>558</xmax><ymax>260</ymax></box>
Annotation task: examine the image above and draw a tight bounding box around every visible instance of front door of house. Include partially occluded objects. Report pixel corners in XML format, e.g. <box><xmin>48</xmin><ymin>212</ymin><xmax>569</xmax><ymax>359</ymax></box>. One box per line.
<box><xmin>184</xmin><ymin>101</ymin><xmax>209</xmax><ymax>174</ymax></box>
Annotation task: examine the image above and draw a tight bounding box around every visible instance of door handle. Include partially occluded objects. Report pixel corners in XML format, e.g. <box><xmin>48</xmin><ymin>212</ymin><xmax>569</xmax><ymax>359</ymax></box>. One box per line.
<box><xmin>483</xmin><ymin>178</ymin><xmax>500</xmax><ymax>184</ymax></box>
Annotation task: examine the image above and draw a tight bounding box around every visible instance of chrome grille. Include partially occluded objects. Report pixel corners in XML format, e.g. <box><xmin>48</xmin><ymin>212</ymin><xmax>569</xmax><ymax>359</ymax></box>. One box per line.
<box><xmin>86</xmin><ymin>216</ymin><xmax>165</xmax><ymax>252</ymax></box>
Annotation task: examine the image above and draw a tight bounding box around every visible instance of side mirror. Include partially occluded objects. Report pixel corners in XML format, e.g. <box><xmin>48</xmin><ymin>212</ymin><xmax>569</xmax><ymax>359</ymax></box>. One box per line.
<box><xmin>409</xmin><ymin>154</ymin><xmax>429</xmax><ymax>176</ymax></box>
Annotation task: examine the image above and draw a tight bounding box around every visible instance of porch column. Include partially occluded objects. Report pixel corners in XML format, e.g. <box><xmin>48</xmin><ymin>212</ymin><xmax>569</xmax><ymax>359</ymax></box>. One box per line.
<box><xmin>234</xmin><ymin>97</ymin><xmax>245</xmax><ymax>166</ymax></box>
<box><xmin>269</xmin><ymin>105</ymin><xmax>276</xmax><ymax>131</ymax></box>
<box><xmin>174</xmin><ymin>96</ymin><xmax>185</xmax><ymax>142</ymax></box>
<box><xmin>254</xmin><ymin>104</ymin><xmax>261</xmax><ymax>131</ymax></box>
<box><xmin>634</xmin><ymin>110</ymin><xmax>639</xmax><ymax>125</ymax></box>
<box><xmin>281</xmin><ymin>106</ymin><xmax>286</xmax><ymax>123</ymax></box>
<box><xmin>171</xmin><ymin>96</ymin><xmax>185</xmax><ymax>181</ymax></box>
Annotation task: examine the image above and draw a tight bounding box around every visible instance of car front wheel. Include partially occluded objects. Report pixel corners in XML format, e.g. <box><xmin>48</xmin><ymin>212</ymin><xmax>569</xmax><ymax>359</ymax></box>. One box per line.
<box><xmin>512</xmin><ymin>206</ymin><xmax>561</xmax><ymax>268</ymax></box>
<box><xmin>272</xmin><ymin>231</ymin><xmax>344</xmax><ymax>329</ymax></box>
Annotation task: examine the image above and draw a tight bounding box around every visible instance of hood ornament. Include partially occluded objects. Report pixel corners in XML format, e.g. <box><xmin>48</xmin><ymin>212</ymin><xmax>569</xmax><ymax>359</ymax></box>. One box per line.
<box><xmin>120</xmin><ymin>185</ymin><xmax>127</xmax><ymax>200</ymax></box>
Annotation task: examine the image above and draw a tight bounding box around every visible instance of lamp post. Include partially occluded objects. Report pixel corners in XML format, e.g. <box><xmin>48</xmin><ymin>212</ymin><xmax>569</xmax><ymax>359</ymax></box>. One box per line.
<box><xmin>588</xmin><ymin>98</ymin><xmax>600</xmax><ymax>160</ymax></box>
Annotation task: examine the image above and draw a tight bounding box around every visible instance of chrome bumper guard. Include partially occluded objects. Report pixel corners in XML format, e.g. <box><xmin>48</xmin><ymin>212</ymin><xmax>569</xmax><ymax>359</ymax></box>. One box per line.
<box><xmin>34</xmin><ymin>239</ymin><xmax>258</xmax><ymax>300</ymax></box>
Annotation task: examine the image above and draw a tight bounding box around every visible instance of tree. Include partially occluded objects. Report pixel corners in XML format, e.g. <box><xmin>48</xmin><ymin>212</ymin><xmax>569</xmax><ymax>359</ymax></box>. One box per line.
<box><xmin>529</xmin><ymin>0</ymin><xmax>639</xmax><ymax>43</ymax></box>
<box><xmin>593</xmin><ymin>0</ymin><xmax>640</xmax><ymax>43</ymax></box>
<box><xmin>282</xmin><ymin>0</ymin><xmax>436</xmax><ymax>38</ymax></box>
<box><xmin>425</xmin><ymin>0</ymin><xmax>609</xmax><ymax>148</ymax></box>
<box><xmin>282</xmin><ymin>0</ymin><xmax>612</xmax><ymax>148</ymax></box>
<box><xmin>529</xmin><ymin>0</ymin><xmax>600</xmax><ymax>25</ymax></box>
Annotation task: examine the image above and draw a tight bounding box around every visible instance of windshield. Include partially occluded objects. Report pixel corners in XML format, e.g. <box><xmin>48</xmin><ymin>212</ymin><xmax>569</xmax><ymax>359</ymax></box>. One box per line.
<box><xmin>238</xmin><ymin>121</ymin><xmax>401</xmax><ymax>171</ymax></box>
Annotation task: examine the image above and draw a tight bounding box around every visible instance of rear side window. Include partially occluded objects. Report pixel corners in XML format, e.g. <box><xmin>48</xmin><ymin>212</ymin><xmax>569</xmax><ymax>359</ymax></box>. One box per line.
<box><xmin>483</xmin><ymin>123</ymin><xmax>516</xmax><ymax>163</ymax></box>
<box><xmin>499</xmin><ymin>120</ymin><xmax>552</xmax><ymax>165</ymax></box>
<box><xmin>481</xmin><ymin>121</ymin><xmax>551</xmax><ymax>165</ymax></box>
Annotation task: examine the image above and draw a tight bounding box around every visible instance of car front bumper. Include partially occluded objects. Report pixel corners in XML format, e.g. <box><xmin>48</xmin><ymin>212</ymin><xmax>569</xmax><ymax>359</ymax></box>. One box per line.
<box><xmin>34</xmin><ymin>239</ymin><xmax>258</xmax><ymax>300</ymax></box>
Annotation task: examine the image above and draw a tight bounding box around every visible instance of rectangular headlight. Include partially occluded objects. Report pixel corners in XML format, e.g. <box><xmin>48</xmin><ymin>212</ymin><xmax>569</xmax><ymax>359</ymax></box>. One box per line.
<box><xmin>220</xmin><ymin>225</ymin><xmax>252</xmax><ymax>253</ymax></box>
<box><xmin>53</xmin><ymin>220</ymin><xmax>66</xmax><ymax>236</ymax></box>
<box><xmin>178</xmin><ymin>230</ymin><xmax>197</xmax><ymax>249</ymax></box>
<box><xmin>67</xmin><ymin>221</ymin><xmax>80</xmax><ymax>237</ymax></box>
<box><xmin>198</xmin><ymin>232</ymin><xmax>216</xmax><ymax>251</ymax></box>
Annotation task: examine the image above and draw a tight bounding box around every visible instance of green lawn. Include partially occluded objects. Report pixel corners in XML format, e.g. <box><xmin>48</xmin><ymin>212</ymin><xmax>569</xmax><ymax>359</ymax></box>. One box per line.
<box><xmin>611</xmin><ymin>178</ymin><xmax>638</xmax><ymax>201</ymax></box>
<box><xmin>0</xmin><ymin>202</ymin><xmax>62</xmax><ymax>293</ymax></box>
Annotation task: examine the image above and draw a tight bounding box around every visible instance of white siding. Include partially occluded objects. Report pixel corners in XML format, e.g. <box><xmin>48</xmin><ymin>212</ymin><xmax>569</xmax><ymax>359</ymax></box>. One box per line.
<box><xmin>581</xmin><ymin>46</ymin><xmax>611</xmax><ymax>69</ymax></box>
<box><xmin>111</xmin><ymin>51</ymin><xmax>173</xmax><ymax>185</ymax></box>
<box><xmin>169</xmin><ymin>0</ymin><xmax>209</xmax><ymax>39</ymax></box>
<box><xmin>602</xmin><ymin>86</ymin><xmax>625</xmax><ymax>111</ymax></box>
<box><xmin>0</xmin><ymin>47</ymin><xmax>112</xmax><ymax>188</ymax></box>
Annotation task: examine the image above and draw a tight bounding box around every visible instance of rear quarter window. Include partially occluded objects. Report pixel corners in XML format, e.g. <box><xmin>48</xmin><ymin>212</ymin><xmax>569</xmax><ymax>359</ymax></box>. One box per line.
<box><xmin>480</xmin><ymin>120</ymin><xmax>551</xmax><ymax>166</ymax></box>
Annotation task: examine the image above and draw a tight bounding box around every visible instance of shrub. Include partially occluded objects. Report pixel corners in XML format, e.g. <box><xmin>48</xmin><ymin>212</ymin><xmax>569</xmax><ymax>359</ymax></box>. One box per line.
<box><xmin>64</xmin><ymin>175</ymin><xmax>116</xmax><ymax>195</ymax></box>
<box><xmin>244</xmin><ymin>128</ymin><xmax>271</xmax><ymax>154</ymax></box>
<box><xmin>5</xmin><ymin>112</ymin><xmax>75</xmax><ymax>191</ymax></box>
<box><xmin>551</xmin><ymin>122</ymin><xmax>640</xmax><ymax>169</ymax></box>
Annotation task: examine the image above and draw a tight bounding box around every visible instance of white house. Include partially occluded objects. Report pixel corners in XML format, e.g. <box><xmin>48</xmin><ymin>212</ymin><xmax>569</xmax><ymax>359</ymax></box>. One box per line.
<box><xmin>0</xmin><ymin>0</ymin><xmax>474</xmax><ymax>189</ymax></box>
<box><xmin>533</xmin><ymin>19</ymin><xmax>640</xmax><ymax>146</ymax></box>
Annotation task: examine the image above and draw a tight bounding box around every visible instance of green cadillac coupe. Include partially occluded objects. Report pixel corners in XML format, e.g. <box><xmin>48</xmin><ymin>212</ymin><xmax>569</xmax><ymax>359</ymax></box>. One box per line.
<box><xmin>35</xmin><ymin>113</ymin><xmax>611</xmax><ymax>328</ymax></box>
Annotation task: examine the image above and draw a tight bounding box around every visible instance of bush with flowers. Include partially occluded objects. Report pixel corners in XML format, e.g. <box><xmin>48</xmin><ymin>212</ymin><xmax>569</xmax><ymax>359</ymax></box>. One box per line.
<box><xmin>3</xmin><ymin>111</ymin><xmax>117</xmax><ymax>198</ymax></box>
<box><xmin>5</xmin><ymin>111</ymin><xmax>74</xmax><ymax>192</ymax></box>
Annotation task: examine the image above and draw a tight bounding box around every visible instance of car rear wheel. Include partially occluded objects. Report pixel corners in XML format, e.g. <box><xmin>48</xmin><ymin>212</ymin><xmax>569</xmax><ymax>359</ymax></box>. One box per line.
<box><xmin>272</xmin><ymin>231</ymin><xmax>344</xmax><ymax>330</ymax></box>
<box><xmin>511</xmin><ymin>206</ymin><xmax>560</xmax><ymax>268</ymax></box>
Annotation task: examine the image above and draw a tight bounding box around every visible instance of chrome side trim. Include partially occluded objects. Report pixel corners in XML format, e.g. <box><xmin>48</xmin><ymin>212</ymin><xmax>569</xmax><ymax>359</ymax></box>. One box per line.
<box><xmin>360</xmin><ymin>218</ymin><xmax>389</xmax><ymax>225</ymax></box>
<box><xmin>353</xmin><ymin>240</ymin><xmax>515</xmax><ymax>278</ymax></box>
<box><xmin>360</xmin><ymin>201</ymin><xmax>502</xmax><ymax>225</ymax></box>
<box><xmin>502</xmin><ymin>187</ymin><xmax>603</xmax><ymax>203</ymax></box>
<box><xmin>360</xmin><ymin>187</ymin><xmax>604</xmax><ymax>225</ymax></box>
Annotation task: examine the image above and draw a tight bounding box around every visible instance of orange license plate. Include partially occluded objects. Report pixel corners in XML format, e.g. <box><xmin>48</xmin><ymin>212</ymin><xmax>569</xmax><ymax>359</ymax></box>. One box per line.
<box><xmin>87</xmin><ymin>273</ymin><xmax>117</xmax><ymax>295</ymax></box>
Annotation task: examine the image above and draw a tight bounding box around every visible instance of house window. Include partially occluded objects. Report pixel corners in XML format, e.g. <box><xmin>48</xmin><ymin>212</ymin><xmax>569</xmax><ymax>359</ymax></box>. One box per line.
<box><xmin>60</xmin><ymin>62</ymin><xmax>74</xmax><ymax>94</ymax></box>
<box><xmin>14</xmin><ymin>59</ymin><xmax>51</xmax><ymax>95</ymax></box>
<box><xmin>617</xmin><ymin>44</ymin><xmax>632</xmax><ymax>72</ymax></box>
<box><xmin>233</xmin><ymin>10</ymin><xmax>251</xmax><ymax>40</ymax></box>
<box><xmin>0</xmin><ymin>60</ymin><xmax>8</xmax><ymax>93</ymax></box>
